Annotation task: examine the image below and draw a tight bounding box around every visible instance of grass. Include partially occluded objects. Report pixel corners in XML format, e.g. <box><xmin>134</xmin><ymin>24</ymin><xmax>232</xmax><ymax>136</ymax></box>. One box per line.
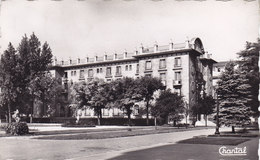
<box><xmin>34</xmin><ymin>126</ymin><xmax>214</xmax><ymax>140</ymax></box>
<box><xmin>178</xmin><ymin>137</ymin><xmax>250</xmax><ymax>146</ymax></box>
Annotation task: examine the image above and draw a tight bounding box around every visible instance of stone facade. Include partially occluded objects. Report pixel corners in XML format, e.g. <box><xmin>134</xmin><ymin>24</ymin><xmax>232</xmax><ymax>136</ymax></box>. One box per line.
<box><xmin>50</xmin><ymin>37</ymin><xmax>216</xmax><ymax>121</ymax></box>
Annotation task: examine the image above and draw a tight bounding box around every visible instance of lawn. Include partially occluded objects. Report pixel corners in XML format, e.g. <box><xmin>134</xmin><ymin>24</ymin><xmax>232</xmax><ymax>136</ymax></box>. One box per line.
<box><xmin>178</xmin><ymin>137</ymin><xmax>250</xmax><ymax>146</ymax></box>
<box><xmin>34</xmin><ymin>126</ymin><xmax>214</xmax><ymax>140</ymax></box>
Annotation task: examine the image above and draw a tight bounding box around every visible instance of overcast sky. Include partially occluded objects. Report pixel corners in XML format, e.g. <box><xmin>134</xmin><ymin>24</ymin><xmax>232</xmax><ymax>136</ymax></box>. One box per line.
<box><xmin>0</xmin><ymin>0</ymin><xmax>258</xmax><ymax>62</ymax></box>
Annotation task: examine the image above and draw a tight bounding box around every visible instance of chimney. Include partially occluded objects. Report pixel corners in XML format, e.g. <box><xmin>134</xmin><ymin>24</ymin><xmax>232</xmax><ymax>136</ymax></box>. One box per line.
<box><xmin>77</xmin><ymin>58</ymin><xmax>80</xmax><ymax>64</ymax></box>
<box><xmin>124</xmin><ymin>49</ymin><xmax>128</xmax><ymax>59</ymax></box>
<box><xmin>95</xmin><ymin>56</ymin><xmax>98</xmax><ymax>62</ymax></box>
<box><xmin>139</xmin><ymin>44</ymin><xmax>144</xmax><ymax>54</ymax></box>
<box><xmin>54</xmin><ymin>56</ymin><xmax>57</xmax><ymax>65</ymax></box>
<box><xmin>134</xmin><ymin>48</ymin><xmax>138</xmax><ymax>55</ymax></box>
<box><xmin>169</xmin><ymin>39</ymin><xmax>174</xmax><ymax>50</ymax></box>
<box><xmin>114</xmin><ymin>52</ymin><xmax>117</xmax><ymax>60</ymax></box>
<box><xmin>86</xmin><ymin>57</ymin><xmax>89</xmax><ymax>63</ymax></box>
<box><xmin>154</xmin><ymin>41</ymin><xmax>158</xmax><ymax>53</ymax></box>
<box><xmin>185</xmin><ymin>39</ymin><xmax>190</xmax><ymax>49</ymax></box>
<box><xmin>104</xmin><ymin>52</ymin><xmax>107</xmax><ymax>61</ymax></box>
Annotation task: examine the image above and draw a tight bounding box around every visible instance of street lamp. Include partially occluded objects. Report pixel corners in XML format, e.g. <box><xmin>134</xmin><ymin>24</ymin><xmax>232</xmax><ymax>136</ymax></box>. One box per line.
<box><xmin>215</xmin><ymin>90</ymin><xmax>220</xmax><ymax>135</ymax></box>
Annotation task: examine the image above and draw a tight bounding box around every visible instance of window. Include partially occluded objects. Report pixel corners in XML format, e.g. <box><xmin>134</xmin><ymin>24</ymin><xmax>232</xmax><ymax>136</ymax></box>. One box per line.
<box><xmin>88</xmin><ymin>69</ymin><xmax>93</xmax><ymax>77</ymax></box>
<box><xmin>129</xmin><ymin>65</ymin><xmax>132</xmax><ymax>71</ymax></box>
<box><xmin>113</xmin><ymin>108</ymin><xmax>124</xmax><ymax>116</ymax></box>
<box><xmin>175</xmin><ymin>71</ymin><xmax>181</xmax><ymax>80</ymax></box>
<box><xmin>145</xmin><ymin>74</ymin><xmax>152</xmax><ymax>77</ymax></box>
<box><xmin>160</xmin><ymin>73</ymin><xmax>166</xmax><ymax>86</ymax></box>
<box><xmin>84</xmin><ymin>108</ymin><xmax>91</xmax><ymax>116</ymax></box>
<box><xmin>159</xmin><ymin>59</ymin><xmax>166</xmax><ymax>69</ymax></box>
<box><xmin>102</xmin><ymin>109</ymin><xmax>109</xmax><ymax>116</ymax></box>
<box><xmin>106</xmin><ymin>67</ymin><xmax>112</xmax><ymax>77</ymax></box>
<box><xmin>97</xmin><ymin>68</ymin><xmax>99</xmax><ymax>73</ymax></box>
<box><xmin>79</xmin><ymin>70</ymin><xmax>85</xmax><ymax>79</ymax></box>
<box><xmin>63</xmin><ymin>72</ymin><xmax>67</xmax><ymax>78</ymax></box>
<box><xmin>136</xmin><ymin>64</ymin><xmax>139</xmax><ymax>74</ymax></box>
<box><xmin>116</xmin><ymin>66</ymin><xmax>122</xmax><ymax>76</ymax></box>
<box><xmin>100</xmin><ymin>68</ymin><xmax>103</xmax><ymax>73</ymax></box>
<box><xmin>70</xmin><ymin>71</ymin><xmax>77</xmax><ymax>76</ymax></box>
<box><xmin>125</xmin><ymin>65</ymin><xmax>128</xmax><ymax>71</ymax></box>
<box><xmin>145</xmin><ymin>61</ymin><xmax>152</xmax><ymax>70</ymax></box>
<box><xmin>174</xmin><ymin>57</ymin><xmax>181</xmax><ymax>67</ymax></box>
<box><xmin>134</xmin><ymin>105</ymin><xmax>139</xmax><ymax>116</ymax></box>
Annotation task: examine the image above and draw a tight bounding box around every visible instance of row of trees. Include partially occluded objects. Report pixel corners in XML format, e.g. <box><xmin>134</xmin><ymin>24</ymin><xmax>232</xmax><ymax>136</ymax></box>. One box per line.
<box><xmin>71</xmin><ymin>77</ymin><xmax>186</xmax><ymax>125</ymax></box>
<box><xmin>0</xmin><ymin>33</ymin><xmax>63</xmax><ymax>122</ymax></box>
<box><xmin>217</xmin><ymin>39</ymin><xmax>259</xmax><ymax>132</ymax></box>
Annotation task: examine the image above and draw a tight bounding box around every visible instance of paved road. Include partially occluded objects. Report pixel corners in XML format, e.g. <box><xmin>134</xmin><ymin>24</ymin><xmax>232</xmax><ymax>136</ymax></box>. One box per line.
<box><xmin>0</xmin><ymin>128</ymin><xmax>231</xmax><ymax>160</ymax></box>
<box><xmin>107</xmin><ymin>137</ymin><xmax>259</xmax><ymax>160</ymax></box>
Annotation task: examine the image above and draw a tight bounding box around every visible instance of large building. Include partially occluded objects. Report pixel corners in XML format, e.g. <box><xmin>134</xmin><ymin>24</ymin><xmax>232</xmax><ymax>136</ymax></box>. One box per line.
<box><xmin>50</xmin><ymin>37</ymin><xmax>216</xmax><ymax>121</ymax></box>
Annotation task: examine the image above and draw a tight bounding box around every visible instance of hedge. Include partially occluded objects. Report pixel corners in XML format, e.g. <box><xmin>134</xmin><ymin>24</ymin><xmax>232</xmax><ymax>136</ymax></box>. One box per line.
<box><xmin>22</xmin><ymin>117</ymin><xmax>155</xmax><ymax>126</ymax></box>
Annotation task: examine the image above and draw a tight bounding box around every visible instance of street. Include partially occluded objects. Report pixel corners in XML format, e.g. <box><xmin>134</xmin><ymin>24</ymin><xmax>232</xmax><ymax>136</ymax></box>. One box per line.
<box><xmin>0</xmin><ymin>127</ymin><xmax>236</xmax><ymax>160</ymax></box>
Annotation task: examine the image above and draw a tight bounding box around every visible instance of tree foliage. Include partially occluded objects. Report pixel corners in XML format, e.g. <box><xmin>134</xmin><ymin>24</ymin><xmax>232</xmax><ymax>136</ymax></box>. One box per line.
<box><xmin>217</xmin><ymin>62</ymin><xmax>251</xmax><ymax>131</ymax></box>
<box><xmin>113</xmin><ymin>77</ymin><xmax>142</xmax><ymax>125</ymax></box>
<box><xmin>29</xmin><ymin>73</ymin><xmax>64</xmax><ymax>117</ymax></box>
<box><xmin>0</xmin><ymin>43</ymin><xmax>19</xmax><ymax>122</ymax></box>
<box><xmin>151</xmin><ymin>89</ymin><xmax>185</xmax><ymax>124</ymax></box>
<box><xmin>73</xmin><ymin>79</ymin><xmax>114</xmax><ymax>125</ymax></box>
<box><xmin>237</xmin><ymin>39</ymin><xmax>259</xmax><ymax>116</ymax></box>
<box><xmin>137</xmin><ymin>76</ymin><xmax>164</xmax><ymax>125</ymax></box>
<box><xmin>198</xmin><ymin>95</ymin><xmax>215</xmax><ymax>115</ymax></box>
<box><xmin>0</xmin><ymin>33</ymin><xmax>54</xmax><ymax>119</ymax></box>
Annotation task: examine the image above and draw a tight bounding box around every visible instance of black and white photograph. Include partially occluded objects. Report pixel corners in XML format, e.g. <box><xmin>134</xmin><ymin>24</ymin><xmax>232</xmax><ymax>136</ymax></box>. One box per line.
<box><xmin>0</xmin><ymin>0</ymin><xmax>259</xmax><ymax>159</ymax></box>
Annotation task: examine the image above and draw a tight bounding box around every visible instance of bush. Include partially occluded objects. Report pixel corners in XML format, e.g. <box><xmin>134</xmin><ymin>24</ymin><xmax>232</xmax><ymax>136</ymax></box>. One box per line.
<box><xmin>4</xmin><ymin>122</ymin><xmax>29</xmax><ymax>135</ymax></box>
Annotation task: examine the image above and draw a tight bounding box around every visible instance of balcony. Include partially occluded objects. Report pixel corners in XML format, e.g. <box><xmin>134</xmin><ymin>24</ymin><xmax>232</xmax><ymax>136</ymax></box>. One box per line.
<box><xmin>115</xmin><ymin>73</ymin><xmax>122</xmax><ymax>77</ymax></box>
<box><xmin>173</xmin><ymin>80</ymin><xmax>182</xmax><ymax>86</ymax></box>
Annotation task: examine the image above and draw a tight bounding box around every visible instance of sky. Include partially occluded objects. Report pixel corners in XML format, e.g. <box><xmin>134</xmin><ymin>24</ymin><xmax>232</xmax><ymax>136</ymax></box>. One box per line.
<box><xmin>0</xmin><ymin>0</ymin><xmax>259</xmax><ymax>62</ymax></box>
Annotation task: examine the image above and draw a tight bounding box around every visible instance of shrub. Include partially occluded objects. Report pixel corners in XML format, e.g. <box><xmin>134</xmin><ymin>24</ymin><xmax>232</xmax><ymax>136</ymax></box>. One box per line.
<box><xmin>4</xmin><ymin>122</ymin><xmax>29</xmax><ymax>135</ymax></box>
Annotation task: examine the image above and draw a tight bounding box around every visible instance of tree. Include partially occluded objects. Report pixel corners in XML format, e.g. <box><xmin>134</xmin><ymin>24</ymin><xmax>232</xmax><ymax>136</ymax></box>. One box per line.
<box><xmin>217</xmin><ymin>62</ymin><xmax>251</xmax><ymax>133</ymax></box>
<box><xmin>17</xmin><ymin>33</ymin><xmax>53</xmax><ymax>116</ymax></box>
<box><xmin>151</xmin><ymin>89</ymin><xmax>185</xmax><ymax>125</ymax></box>
<box><xmin>88</xmin><ymin>79</ymin><xmax>114</xmax><ymax>125</ymax></box>
<box><xmin>113</xmin><ymin>77</ymin><xmax>142</xmax><ymax>125</ymax></box>
<box><xmin>0</xmin><ymin>43</ymin><xmax>19</xmax><ymax>122</ymax></box>
<box><xmin>237</xmin><ymin>39</ymin><xmax>259</xmax><ymax>117</ymax></box>
<box><xmin>198</xmin><ymin>95</ymin><xmax>215</xmax><ymax>126</ymax></box>
<box><xmin>138</xmin><ymin>76</ymin><xmax>164</xmax><ymax>125</ymax></box>
<box><xmin>73</xmin><ymin>79</ymin><xmax>113</xmax><ymax>125</ymax></box>
<box><xmin>28</xmin><ymin>73</ymin><xmax>64</xmax><ymax>117</ymax></box>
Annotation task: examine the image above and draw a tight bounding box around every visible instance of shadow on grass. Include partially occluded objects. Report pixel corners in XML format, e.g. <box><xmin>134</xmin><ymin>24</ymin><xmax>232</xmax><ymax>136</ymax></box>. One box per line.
<box><xmin>178</xmin><ymin>137</ymin><xmax>250</xmax><ymax>146</ymax></box>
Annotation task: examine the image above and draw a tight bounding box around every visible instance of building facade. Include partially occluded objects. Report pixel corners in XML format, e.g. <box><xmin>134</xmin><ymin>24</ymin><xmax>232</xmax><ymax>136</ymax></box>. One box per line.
<box><xmin>50</xmin><ymin>37</ymin><xmax>216</xmax><ymax>121</ymax></box>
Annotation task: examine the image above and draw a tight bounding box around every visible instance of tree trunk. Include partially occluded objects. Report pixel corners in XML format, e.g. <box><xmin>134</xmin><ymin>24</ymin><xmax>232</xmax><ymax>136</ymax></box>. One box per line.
<box><xmin>232</xmin><ymin>126</ymin><xmax>235</xmax><ymax>133</ymax></box>
<box><xmin>31</xmin><ymin>99</ymin><xmax>34</xmax><ymax>123</ymax></box>
<box><xmin>154</xmin><ymin>117</ymin><xmax>157</xmax><ymax>130</ymax></box>
<box><xmin>146</xmin><ymin>100</ymin><xmax>149</xmax><ymax>126</ymax></box>
<box><xmin>97</xmin><ymin>114</ymin><xmax>100</xmax><ymax>126</ymax></box>
<box><xmin>126</xmin><ymin>107</ymin><xmax>131</xmax><ymax>126</ymax></box>
<box><xmin>97</xmin><ymin>108</ymin><xmax>102</xmax><ymax>126</ymax></box>
<box><xmin>8</xmin><ymin>103</ymin><xmax>11</xmax><ymax>123</ymax></box>
<box><xmin>205</xmin><ymin>114</ymin><xmax>207</xmax><ymax>127</ymax></box>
